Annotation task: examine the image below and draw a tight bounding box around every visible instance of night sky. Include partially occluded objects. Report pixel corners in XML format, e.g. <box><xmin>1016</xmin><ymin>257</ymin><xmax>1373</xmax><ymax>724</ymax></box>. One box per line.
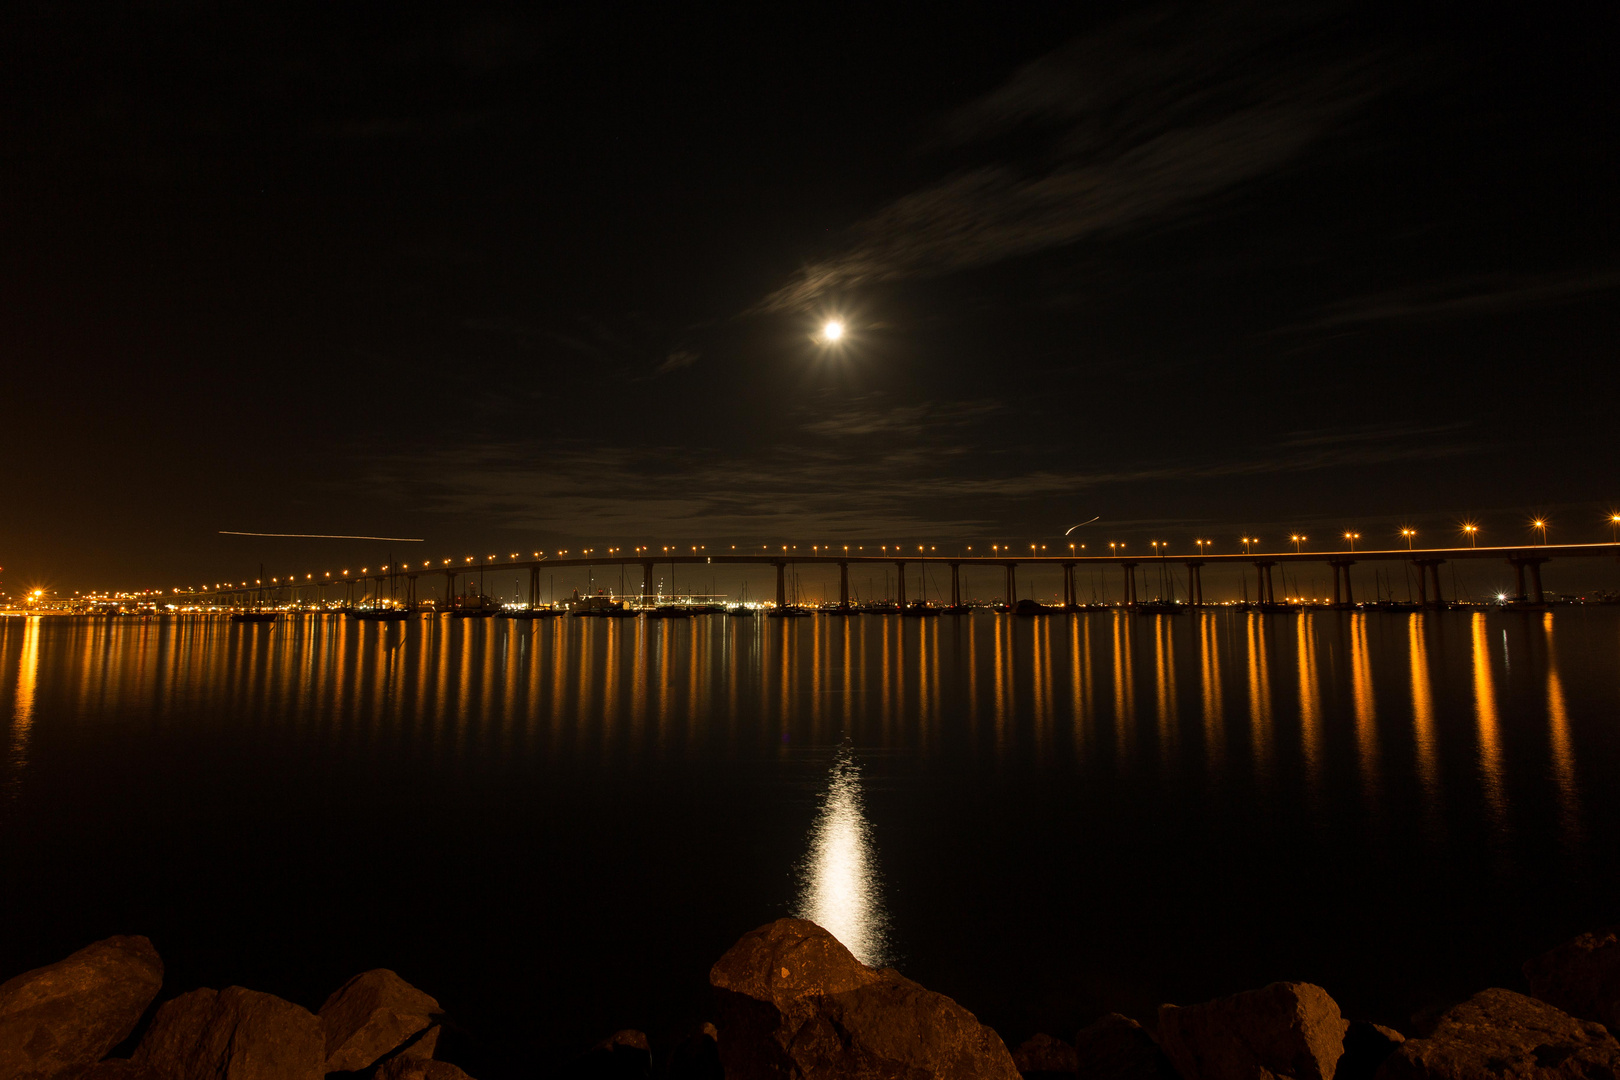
<box><xmin>4</xmin><ymin>3</ymin><xmax>1618</xmax><ymax>592</ymax></box>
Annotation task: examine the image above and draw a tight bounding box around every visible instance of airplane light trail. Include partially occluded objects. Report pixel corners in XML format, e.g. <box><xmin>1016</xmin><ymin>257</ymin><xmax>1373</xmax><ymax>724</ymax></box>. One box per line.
<box><xmin>1064</xmin><ymin>517</ymin><xmax>1100</xmax><ymax>535</ymax></box>
<box><xmin>220</xmin><ymin>532</ymin><xmax>426</xmax><ymax>541</ymax></box>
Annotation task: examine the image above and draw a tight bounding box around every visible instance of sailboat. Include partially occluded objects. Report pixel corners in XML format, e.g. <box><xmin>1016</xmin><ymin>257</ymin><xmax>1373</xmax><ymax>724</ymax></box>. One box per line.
<box><xmin>231</xmin><ymin>564</ymin><xmax>278</xmax><ymax>622</ymax></box>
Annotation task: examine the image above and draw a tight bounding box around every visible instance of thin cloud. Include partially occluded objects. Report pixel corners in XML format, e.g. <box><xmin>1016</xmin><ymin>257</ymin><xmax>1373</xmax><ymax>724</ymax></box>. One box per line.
<box><xmin>755</xmin><ymin>2</ymin><xmax>1387</xmax><ymax>314</ymax></box>
<box><xmin>655</xmin><ymin>348</ymin><xmax>700</xmax><ymax>374</ymax></box>
<box><xmin>1283</xmin><ymin>269</ymin><xmax>1620</xmax><ymax>333</ymax></box>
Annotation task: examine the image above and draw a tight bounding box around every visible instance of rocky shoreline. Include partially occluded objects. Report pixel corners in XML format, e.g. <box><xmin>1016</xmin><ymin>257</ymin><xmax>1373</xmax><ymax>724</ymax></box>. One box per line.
<box><xmin>4</xmin><ymin>918</ymin><xmax>1618</xmax><ymax>1079</ymax></box>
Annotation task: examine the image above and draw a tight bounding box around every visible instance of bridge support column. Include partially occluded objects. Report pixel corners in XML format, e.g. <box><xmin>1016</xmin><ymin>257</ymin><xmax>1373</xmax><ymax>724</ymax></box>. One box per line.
<box><xmin>1121</xmin><ymin>562</ymin><xmax>1136</xmax><ymax>606</ymax></box>
<box><xmin>406</xmin><ymin>575</ymin><xmax>417</xmax><ymax>608</ymax></box>
<box><xmin>1187</xmin><ymin>562</ymin><xmax>1204</xmax><ymax>606</ymax></box>
<box><xmin>1411</xmin><ymin>559</ymin><xmax>1444</xmax><ymax>607</ymax></box>
<box><xmin>950</xmin><ymin>563</ymin><xmax>961</xmax><ymax>607</ymax></box>
<box><xmin>1062</xmin><ymin>563</ymin><xmax>1075</xmax><ymax>607</ymax></box>
<box><xmin>1005</xmin><ymin>563</ymin><xmax>1017</xmax><ymax>605</ymax></box>
<box><xmin>530</xmin><ymin>567</ymin><xmax>540</xmax><ymax>609</ymax></box>
<box><xmin>1255</xmin><ymin>562</ymin><xmax>1277</xmax><ymax>604</ymax></box>
<box><xmin>775</xmin><ymin>562</ymin><xmax>787</xmax><ymax>608</ymax></box>
<box><xmin>839</xmin><ymin>562</ymin><xmax>849</xmax><ymax>609</ymax></box>
<box><xmin>642</xmin><ymin>561</ymin><xmax>655</xmax><ymax>604</ymax></box>
<box><xmin>896</xmin><ymin>562</ymin><xmax>907</xmax><ymax>608</ymax></box>
<box><xmin>1508</xmin><ymin>557</ymin><xmax>1549</xmax><ymax>604</ymax></box>
<box><xmin>1329</xmin><ymin>559</ymin><xmax>1355</xmax><ymax>608</ymax></box>
<box><xmin>444</xmin><ymin>572</ymin><xmax>455</xmax><ymax>611</ymax></box>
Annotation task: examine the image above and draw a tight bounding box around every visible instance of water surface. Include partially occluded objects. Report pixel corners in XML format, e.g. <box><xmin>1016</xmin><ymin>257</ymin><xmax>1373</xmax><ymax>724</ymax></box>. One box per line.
<box><xmin>2</xmin><ymin>609</ymin><xmax>1617</xmax><ymax>1069</ymax></box>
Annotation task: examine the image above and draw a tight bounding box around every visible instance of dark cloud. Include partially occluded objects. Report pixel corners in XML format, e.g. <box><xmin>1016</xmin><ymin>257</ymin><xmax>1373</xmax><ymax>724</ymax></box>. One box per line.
<box><xmin>365</xmin><ymin>417</ymin><xmax>1477</xmax><ymax>544</ymax></box>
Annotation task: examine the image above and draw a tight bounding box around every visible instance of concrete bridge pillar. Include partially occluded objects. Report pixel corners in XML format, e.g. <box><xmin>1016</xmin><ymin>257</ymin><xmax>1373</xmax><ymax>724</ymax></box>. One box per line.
<box><xmin>1509</xmin><ymin>557</ymin><xmax>1549</xmax><ymax>603</ymax></box>
<box><xmin>406</xmin><ymin>575</ymin><xmax>417</xmax><ymax>608</ymax></box>
<box><xmin>1062</xmin><ymin>563</ymin><xmax>1075</xmax><ymax>607</ymax></box>
<box><xmin>775</xmin><ymin>561</ymin><xmax>787</xmax><ymax>609</ymax></box>
<box><xmin>1329</xmin><ymin>559</ymin><xmax>1356</xmax><ymax>608</ymax></box>
<box><xmin>1413</xmin><ymin>559</ymin><xmax>1444</xmax><ymax>607</ymax></box>
<box><xmin>949</xmin><ymin>563</ymin><xmax>961</xmax><ymax>607</ymax></box>
<box><xmin>529</xmin><ymin>567</ymin><xmax>541</xmax><ymax>609</ymax></box>
<box><xmin>839</xmin><ymin>562</ymin><xmax>849</xmax><ymax>609</ymax></box>
<box><xmin>1254</xmin><ymin>562</ymin><xmax>1277</xmax><ymax>604</ymax></box>
<box><xmin>896</xmin><ymin>562</ymin><xmax>907</xmax><ymax>608</ymax></box>
<box><xmin>1121</xmin><ymin>562</ymin><xmax>1136</xmax><ymax>606</ymax></box>
<box><xmin>1005</xmin><ymin>563</ymin><xmax>1017</xmax><ymax>605</ymax></box>
<box><xmin>641</xmin><ymin>561</ymin><xmax>655</xmax><ymax>603</ymax></box>
<box><xmin>1186</xmin><ymin>562</ymin><xmax>1204</xmax><ymax>606</ymax></box>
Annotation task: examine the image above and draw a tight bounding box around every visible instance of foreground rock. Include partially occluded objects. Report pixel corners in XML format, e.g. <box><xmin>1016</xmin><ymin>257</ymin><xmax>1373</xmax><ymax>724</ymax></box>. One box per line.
<box><xmin>0</xmin><ymin>935</ymin><xmax>164</xmax><ymax>1080</ymax></box>
<box><xmin>1524</xmin><ymin>924</ymin><xmax>1620</xmax><ymax>1031</ymax></box>
<box><xmin>1158</xmin><ymin>982</ymin><xmax>1347</xmax><ymax>1080</ymax></box>
<box><xmin>376</xmin><ymin>1058</ymin><xmax>475</xmax><ymax>1080</ymax></box>
<box><xmin>1376</xmin><ymin>988</ymin><xmax>1620</xmax><ymax>1079</ymax></box>
<box><xmin>131</xmin><ymin>986</ymin><xmax>324</xmax><ymax>1080</ymax></box>
<box><xmin>710</xmin><ymin>918</ymin><xmax>1020</xmax><ymax>1079</ymax></box>
<box><xmin>318</xmin><ymin>968</ymin><xmax>443</xmax><ymax>1072</ymax></box>
<box><xmin>1012</xmin><ymin>1033</ymin><xmax>1077</xmax><ymax>1075</ymax></box>
<box><xmin>1073</xmin><ymin>1013</ymin><xmax>1178</xmax><ymax>1080</ymax></box>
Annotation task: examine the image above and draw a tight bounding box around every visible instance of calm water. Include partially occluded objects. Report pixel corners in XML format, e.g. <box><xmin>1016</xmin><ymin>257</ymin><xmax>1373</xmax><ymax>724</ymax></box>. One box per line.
<box><xmin>3</xmin><ymin>609</ymin><xmax>1617</xmax><ymax>1069</ymax></box>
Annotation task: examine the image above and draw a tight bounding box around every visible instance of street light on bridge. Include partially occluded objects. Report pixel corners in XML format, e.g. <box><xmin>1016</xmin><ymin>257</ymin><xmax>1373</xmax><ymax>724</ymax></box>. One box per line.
<box><xmin>1344</xmin><ymin>532</ymin><xmax>1360</xmax><ymax>552</ymax></box>
<box><xmin>1240</xmin><ymin>536</ymin><xmax>1255</xmax><ymax>554</ymax></box>
<box><xmin>1400</xmin><ymin>528</ymin><xmax>1416</xmax><ymax>550</ymax></box>
<box><xmin>1290</xmin><ymin>534</ymin><xmax>1307</xmax><ymax>553</ymax></box>
<box><xmin>1462</xmin><ymin>524</ymin><xmax>1479</xmax><ymax>547</ymax></box>
<box><xmin>1532</xmin><ymin>519</ymin><xmax>1548</xmax><ymax>544</ymax></box>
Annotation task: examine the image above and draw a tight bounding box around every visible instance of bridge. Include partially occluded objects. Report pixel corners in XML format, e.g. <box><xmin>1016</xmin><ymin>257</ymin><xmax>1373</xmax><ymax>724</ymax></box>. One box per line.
<box><xmin>190</xmin><ymin>541</ymin><xmax>1620</xmax><ymax>611</ymax></box>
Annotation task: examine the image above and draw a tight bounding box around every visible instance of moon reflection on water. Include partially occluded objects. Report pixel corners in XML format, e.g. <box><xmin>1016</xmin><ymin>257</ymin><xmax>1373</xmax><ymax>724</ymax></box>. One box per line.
<box><xmin>795</xmin><ymin>746</ymin><xmax>891</xmax><ymax>968</ymax></box>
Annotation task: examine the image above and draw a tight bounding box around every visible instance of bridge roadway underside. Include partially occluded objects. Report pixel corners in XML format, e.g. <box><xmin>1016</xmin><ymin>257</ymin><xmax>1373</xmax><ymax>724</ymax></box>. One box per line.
<box><xmin>200</xmin><ymin>543</ymin><xmax>1618</xmax><ymax>609</ymax></box>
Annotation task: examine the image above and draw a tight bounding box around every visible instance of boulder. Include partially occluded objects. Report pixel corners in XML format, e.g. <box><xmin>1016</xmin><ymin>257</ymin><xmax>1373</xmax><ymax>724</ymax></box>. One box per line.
<box><xmin>559</xmin><ymin>1029</ymin><xmax>652</xmax><ymax>1079</ymax></box>
<box><xmin>1012</xmin><ymin>1032</ymin><xmax>1078</xmax><ymax>1075</ymax></box>
<box><xmin>1072</xmin><ymin>1013</ymin><xmax>1178</xmax><ymax>1080</ymax></box>
<box><xmin>131</xmin><ymin>986</ymin><xmax>324</xmax><ymax>1080</ymax></box>
<box><xmin>376</xmin><ymin>1058</ymin><xmax>476</xmax><ymax>1080</ymax></box>
<box><xmin>68</xmin><ymin>1062</ymin><xmax>161</xmax><ymax>1080</ymax></box>
<box><xmin>1375</xmin><ymin>988</ymin><xmax>1620</xmax><ymax>1079</ymax></box>
<box><xmin>318</xmin><ymin>969</ymin><xmax>443</xmax><ymax>1072</ymax></box>
<box><xmin>1158</xmin><ymin>982</ymin><xmax>1347</xmax><ymax>1080</ymax></box>
<box><xmin>0</xmin><ymin>935</ymin><xmax>164</xmax><ymax>1080</ymax></box>
<box><xmin>710</xmin><ymin>918</ymin><xmax>1020</xmax><ymax>1080</ymax></box>
<box><xmin>1524</xmin><ymin>924</ymin><xmax>1620</xmax><ymax>1031</ymax></box>
<box><xmin>1336</xmin><ymin>1022</ymin><xmax>1403</xmax><ymax>1080</ymax></box>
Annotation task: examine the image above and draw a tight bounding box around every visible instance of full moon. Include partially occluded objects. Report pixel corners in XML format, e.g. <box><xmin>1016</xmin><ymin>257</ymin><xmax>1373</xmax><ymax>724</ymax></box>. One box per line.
<box><xmin>823</xmin><ymin>320</ymin><xmax>844</xmax><ymax>342</ymax></box>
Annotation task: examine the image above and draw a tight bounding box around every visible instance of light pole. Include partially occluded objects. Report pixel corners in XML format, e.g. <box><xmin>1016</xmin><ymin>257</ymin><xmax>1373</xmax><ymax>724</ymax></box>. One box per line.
<box><xmin>1344</xmin><ymin>531</ymin><xmax>1360</xmax><ymax>552</ymax></box>
<box><xmin>1532</xmin><ymin>518</ymin><xmax>1548</xmax><ymax>545</ymax></box>
<box><xmin>1462</xmin><ymin>524</ymin><xmax>1478</xmax><ymax>548</ymax></box>
<box><xmin>1400</xmin><ymin>528</ymin><xmax>1415</xmax><ymax>550</ymax></box>
<box><xmin>1290</xmin><ymin>534</ymin><xmax>1307</xmax><ymax>553</ymax></box>
<box><xmin>1610</xmin><ymin>514</ymin><xmax>1620</xmax><ymax>543</ymax></box>
<box><xmin>1241</xmin><ymin>536</ymin><xmax>1254</xmax><ymax>555</ymax></box>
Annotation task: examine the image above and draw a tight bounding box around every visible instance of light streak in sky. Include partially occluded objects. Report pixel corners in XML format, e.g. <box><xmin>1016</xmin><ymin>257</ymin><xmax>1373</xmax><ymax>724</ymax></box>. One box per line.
<box><xmin>1064</xmin><ymin>517</ymin><xmax>1100</xmax><ymax>535</ymax></box>
<box><xmin>219</xmin><ymin>532</ymin><xmax>425</xmax><ymax>541</ymax></box>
